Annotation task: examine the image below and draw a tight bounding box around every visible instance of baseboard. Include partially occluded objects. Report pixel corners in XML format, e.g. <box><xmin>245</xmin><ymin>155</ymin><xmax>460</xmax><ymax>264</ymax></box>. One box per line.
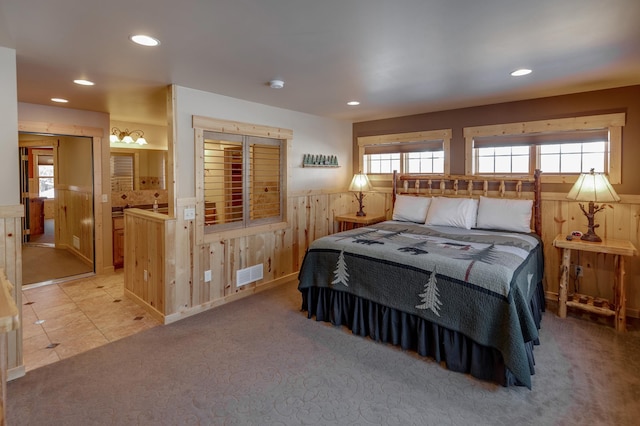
<box><xmin>163</xmin><ymin>272</ymin><xmax>298</xmax><ymax>324</ymax></box>
<box><xmin>544</xmin><ymin>290</ymin><xmax>639</xmax><ymax>319</ymax></box>
<box><xmin>7</xmin><ymin>365</ymin><xmax>26</xmax><ymax>382</ymax></box>
<box><xmin>124</xmin><ymin>288</ymin><xmax>165</xmax><ymax>324</ymax></box>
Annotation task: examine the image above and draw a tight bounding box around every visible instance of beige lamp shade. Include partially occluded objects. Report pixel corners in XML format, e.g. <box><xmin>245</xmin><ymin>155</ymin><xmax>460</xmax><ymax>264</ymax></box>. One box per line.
<box><xmin>566</xmin><ymin>170</ymin><xmax>620</xmax><ymax>203</ymax></box>
<box><xmin>349</xmin><ymin>172</ymin><xmax>372</xmax><ymax>192</ymax></box>
<box><xmin>566</xmin><ymin>169</ymin><xmax>619</xmax><ymax>242</ymax></box>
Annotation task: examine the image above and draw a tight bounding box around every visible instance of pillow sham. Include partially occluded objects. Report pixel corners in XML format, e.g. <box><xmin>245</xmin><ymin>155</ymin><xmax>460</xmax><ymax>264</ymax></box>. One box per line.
<box><xmin>476</xmin><ymin>196</ymin><xmax>533</xmax><ymax>233</ymax></box>
<box><xmin>392</xmin><ymin>195</ymin><xmax>432</xmax><ymax>223</ymax></box>
<box><xmin>424</xmin><ymin>197</ymin><xmax>478</xmax><ymax>229</ymax></box>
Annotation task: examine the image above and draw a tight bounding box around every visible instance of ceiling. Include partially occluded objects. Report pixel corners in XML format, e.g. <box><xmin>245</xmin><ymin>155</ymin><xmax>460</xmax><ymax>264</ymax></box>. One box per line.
<box><xmin>2</xmin><ymin>0</ymin><xmax>640</xmax><ymax>126</ymax></box>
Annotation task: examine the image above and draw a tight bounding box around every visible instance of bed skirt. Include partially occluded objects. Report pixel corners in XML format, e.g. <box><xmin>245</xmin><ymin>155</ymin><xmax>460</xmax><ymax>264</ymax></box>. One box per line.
<box><xmin>300</xmin><ymin>281</ymin><xmax>545</xmax><ymax>387</ymax></box>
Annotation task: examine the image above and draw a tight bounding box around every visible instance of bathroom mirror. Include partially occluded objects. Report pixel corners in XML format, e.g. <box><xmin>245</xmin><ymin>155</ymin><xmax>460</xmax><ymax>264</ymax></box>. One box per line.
<box><xmin>110</xmin><ymin>148</ymin><xmax>167</xmax><ymax>191</ymax></box>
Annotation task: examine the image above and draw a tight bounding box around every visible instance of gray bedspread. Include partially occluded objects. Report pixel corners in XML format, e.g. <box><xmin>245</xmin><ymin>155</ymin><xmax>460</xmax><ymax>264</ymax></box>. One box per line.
<box><xmin>298</xmin><ymin>221</ymin><xmax>544</xmax><ymax>388</ymax></box>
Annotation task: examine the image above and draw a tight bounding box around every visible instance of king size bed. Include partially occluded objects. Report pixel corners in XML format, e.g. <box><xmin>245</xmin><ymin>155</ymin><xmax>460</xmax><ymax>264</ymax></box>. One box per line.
<box><xmin>298</xmin><ymin>171</ymin><xmax>544</xmax><ymax>388</ymax></box>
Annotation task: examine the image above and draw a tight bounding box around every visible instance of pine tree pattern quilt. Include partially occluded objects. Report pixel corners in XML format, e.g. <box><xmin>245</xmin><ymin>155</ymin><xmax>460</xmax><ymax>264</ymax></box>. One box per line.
<box><xmin>298</xmin><ymin>221</ymin><xmax>544</xmax><ymax>387</ymax></box>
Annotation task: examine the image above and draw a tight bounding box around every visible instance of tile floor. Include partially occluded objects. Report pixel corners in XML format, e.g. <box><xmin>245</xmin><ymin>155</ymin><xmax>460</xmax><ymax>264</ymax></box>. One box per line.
<box><xmin>21</xmin><ymin>270</ymin><xmax>161</xmax><ymax>372</ymax></box>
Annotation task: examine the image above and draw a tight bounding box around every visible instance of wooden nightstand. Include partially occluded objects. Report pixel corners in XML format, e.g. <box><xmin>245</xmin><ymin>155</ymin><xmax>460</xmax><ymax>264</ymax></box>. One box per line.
<box><xmin>335</xmin><ymin>213</ymin><xmax>387</xmax><ymax>233</ymax></box>
<box><xmin>553</xmin><ymin>234</ymin><xmax>637</xmax><ymax>332</ymax></box>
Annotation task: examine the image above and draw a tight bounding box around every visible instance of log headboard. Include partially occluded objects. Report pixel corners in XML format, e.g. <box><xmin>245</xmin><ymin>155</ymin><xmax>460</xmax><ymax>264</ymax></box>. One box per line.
<box><xmin>392</xmin><ymin>169</ymin><xmax>542</xmax><ymax>236</ymax></box>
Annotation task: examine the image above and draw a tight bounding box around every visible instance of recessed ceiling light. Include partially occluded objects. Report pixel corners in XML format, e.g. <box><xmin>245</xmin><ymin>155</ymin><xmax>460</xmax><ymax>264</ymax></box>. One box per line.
<box><xmin>51</xmin><ymin>98</ymin><xmax>68</xmax><ymax>103</ymax></box>
<box><xmin>73</xmin><ymin>79</ymin><xmax>95</xmax><ymax>86</ymax></box>
<box><xmin>511</xmin><ymin>68</ymin><xmax>532</xmax><ymax>77</ymax></box>
<box><xmin>129</xmin><ymin>34</ymin><xmax>160</xmax><ymax>47</ymax></box>
<box><xmin>347</xmin><ymin>101</ymin><xmax>360</xmax><ymax>106</ymax></box>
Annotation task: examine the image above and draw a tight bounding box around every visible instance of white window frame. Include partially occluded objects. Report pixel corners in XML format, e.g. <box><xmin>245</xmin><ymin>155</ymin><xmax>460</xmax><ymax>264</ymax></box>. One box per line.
<box><xmin>357</xmin><ymin>129</ymin><xmax>452</xmax><ymax>186</ymax></box>
<box><xmin>193</xmin><ymin>116</ymin><xmax>290</xmax><ymax>244</ymax></box>
<box><xmin>32</xmin><ymin>149</ymin><xmax>55</xmax><ymax>198</ymax></box>
<box><xmin>463</xmin><ymin>113</ymin><xmax>624</xmax><ymax>184</ymax></box>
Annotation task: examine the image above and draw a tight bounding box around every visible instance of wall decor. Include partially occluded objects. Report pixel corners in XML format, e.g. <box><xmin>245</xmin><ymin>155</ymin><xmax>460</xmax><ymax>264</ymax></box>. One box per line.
<box><xmin>302</xmin><ymin>154</ymin><xmax>339</xmax><ymax>167</ymax></box>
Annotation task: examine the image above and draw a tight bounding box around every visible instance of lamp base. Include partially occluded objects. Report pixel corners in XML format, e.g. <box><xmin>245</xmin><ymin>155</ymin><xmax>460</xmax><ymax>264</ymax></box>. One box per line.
<box><xmin>579</xmin><ymin>201</ymin><xmax>603</xmax><ymax>243</ymax></box>
<box><xmin>354</xmin><ymin>191</ymin><xmax>366</xmax><ymax>217</ymax></box>
<box><xmin>580</xmin><ymin>231</ymin><xmax>602</xmax><ymax>243</ymax></box>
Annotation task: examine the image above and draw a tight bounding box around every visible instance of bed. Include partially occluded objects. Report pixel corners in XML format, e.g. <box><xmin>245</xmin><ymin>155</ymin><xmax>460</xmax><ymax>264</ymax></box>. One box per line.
<box><xmin>298</xmin><ymin>170</ymin><xmax>544</xmax><ymax>388</ymax></box>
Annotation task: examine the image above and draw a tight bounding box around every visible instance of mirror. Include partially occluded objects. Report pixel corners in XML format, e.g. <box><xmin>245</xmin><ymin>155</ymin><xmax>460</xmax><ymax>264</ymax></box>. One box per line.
<box><xmin>110</xmin><ymin>148</ymin><xmax>167</xmax><ymax>191</ymax></box>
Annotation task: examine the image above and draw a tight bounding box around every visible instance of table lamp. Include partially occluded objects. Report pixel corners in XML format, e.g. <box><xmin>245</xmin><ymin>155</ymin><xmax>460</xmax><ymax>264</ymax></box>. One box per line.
<box><xmin>566</xmin><ymin>169</ymin><xmax>620</xmax><ymax>242</ymax></box>
<box><xmin>349</xmin><ymin>171</ymin><xmax>372</xmax><ymax>216</ymax></box>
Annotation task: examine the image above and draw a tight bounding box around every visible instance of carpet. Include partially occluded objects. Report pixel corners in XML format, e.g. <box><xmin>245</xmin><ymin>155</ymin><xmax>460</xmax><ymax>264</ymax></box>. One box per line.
<box><xmin>7</xmin><ymin>280</ymin><xmax>640</xmax><ymax>425</ymax></box>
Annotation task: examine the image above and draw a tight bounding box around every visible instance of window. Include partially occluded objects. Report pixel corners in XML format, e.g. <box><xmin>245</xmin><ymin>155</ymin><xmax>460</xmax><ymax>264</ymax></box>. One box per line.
<box><xmin>464</xmin><ymin>113</ymin><xmax>624</xmax><ymax>184</ymax></box>
<box><xmin>358</xmin><ymin>129</ymin><xmax>452</xmax><ymax>183</ymax></box>
<box><xmin>194</xmin><ymin>116</ymin><xmax>290</xmax><ymax>237</ymax></box>
<box><xmin>33</xmin><ymin>151</ymin><xmax>55</xmax><ymax>198</ymax></box>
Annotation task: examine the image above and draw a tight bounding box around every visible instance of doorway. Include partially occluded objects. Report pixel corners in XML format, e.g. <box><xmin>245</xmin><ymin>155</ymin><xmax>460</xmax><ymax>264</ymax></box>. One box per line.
<box><xmin>19</xmin><ymin>133</ymin><xmax>95</xmax><ymax>287</ymax></box>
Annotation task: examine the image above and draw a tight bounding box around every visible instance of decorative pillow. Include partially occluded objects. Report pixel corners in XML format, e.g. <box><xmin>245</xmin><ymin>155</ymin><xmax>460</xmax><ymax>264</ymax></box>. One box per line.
<box><xmin>476</xmin><ymin>196</ymin><xmax>533</xmax><ymax>233</ymax></box>
<box><xmin>392</xmin><ymin>195</ymin><xmax>432</xmax><ymax>223</ymax></box>
<box><xmin>424</xmin><ymin>197</ymin><xmax>478</xmax><ymax>229</ymax></box>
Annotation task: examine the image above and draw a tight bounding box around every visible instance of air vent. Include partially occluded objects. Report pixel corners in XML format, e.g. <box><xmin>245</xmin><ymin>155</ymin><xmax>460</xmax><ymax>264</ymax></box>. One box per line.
<box><xmin>236</xmin><ymin>264</ymin><xmax>264</xmax><ymax>287</ymax></box>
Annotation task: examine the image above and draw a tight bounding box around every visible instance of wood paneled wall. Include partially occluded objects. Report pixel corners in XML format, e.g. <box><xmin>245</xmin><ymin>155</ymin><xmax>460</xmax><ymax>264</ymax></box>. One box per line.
<box><xmin>56</xmin><ymin>186</ymin><xmax>94</xmax><ymax>266</ymax></box>
<box><xmin>123</xmin><ymin>209</ymin><xmax>175</xmax><ymax>323</ymax></box>
<box><xmin>0</xmin><ymin>205</ymin><xmax>24</xmax><ymax>380</ymax></box>
<box><xmin>127</xmin><ymin>190</ymin><xmax>639</xmax><ymax>324</ymax></box>
<box><xmin>541</xmin><ymin>194</ymin><xmax>640</xmax><ymax>317</ymax></box>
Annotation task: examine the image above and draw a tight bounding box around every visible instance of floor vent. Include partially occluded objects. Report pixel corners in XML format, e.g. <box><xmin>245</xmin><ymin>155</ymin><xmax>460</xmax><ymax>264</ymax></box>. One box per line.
<box><xmin>236</xmin><ymin>264</ymin><xmax>264</xmax><ymax>287</ymax></box>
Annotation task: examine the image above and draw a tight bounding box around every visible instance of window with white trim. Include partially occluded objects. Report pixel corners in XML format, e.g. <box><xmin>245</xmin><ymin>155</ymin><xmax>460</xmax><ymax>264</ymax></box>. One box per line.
<box><xmin>464</xmin><ymin>113</ymin><xmax>624</xmax><ymax>184</ymax></box>
<box><xmin>36</xmin><ymin>154</ymin><xmax>55</xmax><ymax>198</ymax></box>
<box><xmin>358</xmin><ymin>129</ymin><xmax>452</xmax><ymax>183</ymax></box>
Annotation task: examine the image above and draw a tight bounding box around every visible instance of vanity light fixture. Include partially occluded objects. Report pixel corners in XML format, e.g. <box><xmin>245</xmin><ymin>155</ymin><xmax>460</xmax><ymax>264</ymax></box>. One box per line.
<box><xmin>51</xmin><ymin>98</ymin><xmax>68</xmax><ymax>103</ymax></box>
<box><xmin>511</xmin><ymin>68</ymin><xmax>532</xmax><ymax>77</ymax></box>
<box><xmin>110</xmin><ymin>127</ymin><xmax>148</xmax><ymax>145</ymax></box>
<box><xmin>129</xmin><ymin>34</ymin><xmax>160</xmax><ymax>47</ymax></box>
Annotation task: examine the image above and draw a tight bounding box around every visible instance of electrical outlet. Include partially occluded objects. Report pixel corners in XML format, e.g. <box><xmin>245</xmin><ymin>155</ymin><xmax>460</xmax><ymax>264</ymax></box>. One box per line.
<box><xmin>184</xmin><ymin>207</ymin><xmax>196</xmax><ymax>220</ymax></box>
<box><xmin>144</xmin><ymin>270</ymin><xmax>148</xmax><ymax>281</ymax></box>
<box><xmin>204</xmin><ymin>270</ymin><xmax>211</xmax><ymax>282</ymax></box>
<box><xmin>575</xmin><ymin>265</ymin><xmax>583</xmax><ymax>277</ymax></box>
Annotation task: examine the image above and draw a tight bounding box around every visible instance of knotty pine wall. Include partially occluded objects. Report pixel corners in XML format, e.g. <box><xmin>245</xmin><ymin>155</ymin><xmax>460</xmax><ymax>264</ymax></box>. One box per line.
<box><xmin>56</xmin><ymin>186</ymin><xmax>94</xmax><ymax>266</ymax></box>
<box><xmin>0</xmin><ymin>205</ymin><xmax>24</xmax><ymax>379</ymax></box>
<box><xmin>128</xmin><ymin>189</ymin><xmax>640</xmax><ymax>323</ymax></box>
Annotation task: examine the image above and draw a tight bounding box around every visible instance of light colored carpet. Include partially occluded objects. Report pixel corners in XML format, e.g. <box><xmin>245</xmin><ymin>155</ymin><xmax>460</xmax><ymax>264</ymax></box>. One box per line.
<box><xmin>7</xmin><ymin>280</ymin><xmax>640</xmax><ymax>425</ymax></box>
<box><xmin>22</xmin><ymin>245</ymin><xmax>92</xmax><ymax>285</ymax></box>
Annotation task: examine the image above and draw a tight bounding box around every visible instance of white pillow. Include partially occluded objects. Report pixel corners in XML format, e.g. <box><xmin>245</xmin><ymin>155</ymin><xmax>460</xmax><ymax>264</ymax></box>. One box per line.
<box><xmin>392</xmin><ymin>195</ymin><xmax>432</xmax><ymax>223</ymax></box>
<box><xmin>424</xmin><ymin>197</ymin><xmax>478</xmax><ymax>229</ymax></box>
<box><xmin>476</xmin><ymin>196</ymin><xmax>533</xmax><ymax>233</ymax></box>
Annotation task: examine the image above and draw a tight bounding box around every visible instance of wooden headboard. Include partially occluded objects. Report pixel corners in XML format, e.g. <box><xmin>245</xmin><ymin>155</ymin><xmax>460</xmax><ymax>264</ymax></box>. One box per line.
<box><xmin>392</xmin><ymin>169</ymin><xmax>542</xmax><ymax>236</ymax></box>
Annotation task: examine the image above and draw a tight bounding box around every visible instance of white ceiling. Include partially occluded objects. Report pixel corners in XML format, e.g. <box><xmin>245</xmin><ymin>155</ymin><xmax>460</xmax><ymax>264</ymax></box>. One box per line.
<box><xmin>2</xmin><ymin>0</ymin><xmax>640</xmax><ymax>126</ymax></box>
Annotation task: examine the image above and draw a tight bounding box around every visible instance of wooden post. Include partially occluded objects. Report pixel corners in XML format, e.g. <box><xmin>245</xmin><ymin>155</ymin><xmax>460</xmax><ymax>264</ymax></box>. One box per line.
<box><xmin>615</xmin><ymin>255</ymin><xmax>626</xmax><ymax>332</ymax></box>
<box><xmin>558</xmin><ymin>247</ymin><xmax>571</xmax><ymax>318</ymax></box>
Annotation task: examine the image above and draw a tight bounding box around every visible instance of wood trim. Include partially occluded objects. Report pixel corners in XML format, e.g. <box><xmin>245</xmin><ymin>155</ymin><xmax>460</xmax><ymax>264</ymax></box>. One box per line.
<box><xmin>357</xmin><ymin>129</ymin><xmax>452</xmax><ymax>146</ymax></box>
<box><xmin>0</xmin><ymin>205</ymin><xmax>24</xmax><ymax>218</ymax></box>
<box><xmin>192</xmin><ymin>115</ymin><xmax>293</xmax><ymax>139</ymax></box>
<box><xmin>18</xmin><ymin>121</ymin><xmax>104</xmax><ymax>138</ymax></box>
<box><xmin>463</xmin><ymin>113</ymin><xmax>626</xmax><ymax>138</ymax></box>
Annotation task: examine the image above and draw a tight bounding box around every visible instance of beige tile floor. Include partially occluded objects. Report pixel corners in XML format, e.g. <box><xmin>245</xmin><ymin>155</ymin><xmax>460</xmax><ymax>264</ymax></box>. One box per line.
<box><xmin>21</xmin><ymin>270</ymin><xmax>161</xmax><ymax>372</ymax></box>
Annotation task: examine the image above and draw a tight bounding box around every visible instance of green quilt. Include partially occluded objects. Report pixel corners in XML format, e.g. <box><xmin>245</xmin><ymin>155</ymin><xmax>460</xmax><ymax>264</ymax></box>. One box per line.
<box><xmin>298</xmin><ymin>221</ymin><xmax>544</xmax><ymax>388</ymax></box>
